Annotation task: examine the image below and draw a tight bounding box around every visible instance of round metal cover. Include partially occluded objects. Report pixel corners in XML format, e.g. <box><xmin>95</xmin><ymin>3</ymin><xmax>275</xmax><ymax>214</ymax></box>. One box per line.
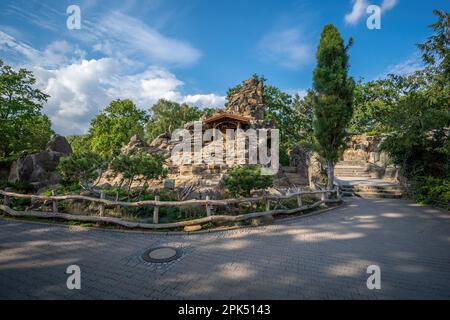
<box><xmin>142</xmin><ymin>246</ymin><xmax>182</xmax><ymax>263</ymax></box>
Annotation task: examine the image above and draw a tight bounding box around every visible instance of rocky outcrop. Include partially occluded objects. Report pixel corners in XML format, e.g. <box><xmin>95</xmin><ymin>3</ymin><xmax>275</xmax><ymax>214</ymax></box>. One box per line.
<box><xmin>8</xmin><ymin>135</ymin><xmax>72</xmax><ymax>189</ymax></box>
<box><xmin>308</xmin><ymin>152</ymin><xmax>325</xmax><ymax>189</ymax></box>
<box><xmin>225</xmin><ymin>77</ymin><xmax>265</xmax><ymax>121</ymax></box>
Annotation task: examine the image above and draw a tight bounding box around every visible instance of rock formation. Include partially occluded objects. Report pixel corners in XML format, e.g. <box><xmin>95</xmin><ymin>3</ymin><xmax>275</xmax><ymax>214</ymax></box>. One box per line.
<box><xmin>8</xmin><ymin>135</ymin><xmax>72</xmax><ymax>189</ymax></box>
<box><xmin>225</xmin><ymin>77</ymin><xmax>265</xmax><ymax>121</ymax></box>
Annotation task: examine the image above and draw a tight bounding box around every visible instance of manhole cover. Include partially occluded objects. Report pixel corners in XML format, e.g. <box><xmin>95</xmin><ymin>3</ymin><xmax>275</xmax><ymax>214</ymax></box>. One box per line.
<box><xmin>142</xmin><ymin>246</ymin><xmax>182</xmax><ymax>263</ymax></box>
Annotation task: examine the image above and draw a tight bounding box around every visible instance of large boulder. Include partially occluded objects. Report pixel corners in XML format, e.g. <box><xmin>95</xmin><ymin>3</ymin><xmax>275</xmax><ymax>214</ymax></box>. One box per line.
<box><xmin>8</xmin><ymin>135</ymin><xmax>72</xmax><ymax>189</ymax></box>
<box><xmin>46</xmin><ymin>134</ymin><xmax>72</xmax><ymax>155</ymax></box>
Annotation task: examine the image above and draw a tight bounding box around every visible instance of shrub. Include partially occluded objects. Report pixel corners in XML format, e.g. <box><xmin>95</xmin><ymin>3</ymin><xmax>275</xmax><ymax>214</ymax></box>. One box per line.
<box><xmin>409</xmin><ymin>176</ymin><xmax>450</xmax><ymax>210</ymax></box>
<box><xmin>221</xmin><ymin>165</ymin><xmax>273</xmax><ymax>198</ymax></box>
<box><xmin>57</xmin><ymin>152</ymin><xmax>104</xmax><ymax>189</ymax></box>
<box><xmin>110</xmin><ymin>150</ymin><xmax>167</xmax><ymax>198</ymax></box>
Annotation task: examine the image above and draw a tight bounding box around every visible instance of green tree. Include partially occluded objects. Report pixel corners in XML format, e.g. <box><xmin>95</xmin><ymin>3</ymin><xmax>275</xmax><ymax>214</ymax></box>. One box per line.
<box><xmin>221</xmin><ymin>165</ymin><xmax>273</xmax><ymax>198</ymax></box>
<box><xmin>379</xmin><ymin>69</ymin><xmax>449</xmax><ymax>178</ymax></box>
<box><xmin>264</xmin><ymin>84</ymin><xmax>295</xmax><ymax>165</ymax></box>
<box><xmin>89</xmin><ymin>99</ymin><xmax>147</xmax><ymax>159</ymax></box>
<box><xmin>417</xmin><ymin>10</ymin><xmax>450</xmax><ymax>83</ymax></box>
<box><xmin>110</xmin><ymin>150</ymin><xmax>167</xmax><ymax>198</ymax></box>
<box><xmin>145</xmin><ymin>99</ymin><xmax>204</xmax><ymax>143</ymax></box>
<box><xmin>67</xmin><ymin>134</ymin><xmax>92</xmax><ymax>154</ymax></box>
<box><xmin>312</xmin><ymin>24</ymin><xmax>355</xmax><ymax>190</ymax></box>
<box><xmin>349</xmin><ymin>78</ymin><xmax>398</xmax><ymax>134</ymax></box>
<box><xmin>0</xmin><ymin>60</ymin><xmax>53</xmax><ymax>160</ymax></box>
<box><xmin>57</xmin><ymin>152</ymin><xmax>104</xmax><ymax>189</ymax></box>
<box><xmin>377</xmin><ymin>10</ymin><xmax>449</xmax><ymax>179</ymax></box>
<box><xmin>292</xmin><ymin>90</ymin><xmax>315</xmax><ymax>148</ymax></box>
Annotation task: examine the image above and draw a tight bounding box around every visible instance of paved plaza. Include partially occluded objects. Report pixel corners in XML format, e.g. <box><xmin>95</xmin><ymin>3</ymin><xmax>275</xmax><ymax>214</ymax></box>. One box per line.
<box><xmin>1</xmin><ymin>197</ymin><xmax>449</xmax><ymax>299</ymax></box>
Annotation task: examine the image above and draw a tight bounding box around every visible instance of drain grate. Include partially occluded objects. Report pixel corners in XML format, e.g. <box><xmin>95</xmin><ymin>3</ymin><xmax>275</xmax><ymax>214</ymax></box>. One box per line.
<box><xmin>141</xmin><ymin>246</ymin><xmax>182</xmax><ymax>263</ymax></box>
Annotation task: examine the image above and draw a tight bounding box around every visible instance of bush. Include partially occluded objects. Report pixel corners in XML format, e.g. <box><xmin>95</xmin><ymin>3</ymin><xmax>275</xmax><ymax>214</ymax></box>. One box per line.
<box><xmin>110</xmin><ymin>149</ymin><xmax>167</xmax><ymax>198</ymax></box>
<box><xmin>57</xmin><ymin>152</ymin><xmax>104</xmax><ymax>188</ymax></box>
<box><xmin>409</xmin><ymin>176</ymin><xmax>450</xmax><ymax>210</ymax></box>
<box><xmin>221</xmin><ymin>165</ymin><xmax>273</xmax><ymax>198</ymax></box>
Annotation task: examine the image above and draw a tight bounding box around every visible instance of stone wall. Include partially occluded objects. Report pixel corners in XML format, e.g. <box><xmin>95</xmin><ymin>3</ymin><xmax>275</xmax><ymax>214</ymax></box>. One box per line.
<box><xmin>341</xmin><ymin>134</ymin><xmax>388</xmax><ymax>167</ymax></box>
<box><xmin>225</xmin><ymin>77</ymin><xmax>265</xmax><ymax>121</ymax></box>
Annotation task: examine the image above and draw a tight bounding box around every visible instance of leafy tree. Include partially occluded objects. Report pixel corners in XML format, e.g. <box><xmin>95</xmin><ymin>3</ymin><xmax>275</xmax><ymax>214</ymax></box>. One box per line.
<box><xmin>379</xmin><ymin>69</ymin><xmax>449</xmax><ymax>178</ymax></box>
<box><xmin>264</xmin><ymin>84</ymin><xmax>295</xmax><ymax>165</ymax></box>
<box><xmin>378</xmin><ymin>10</ymin><xmax>449</xmax><ymax>179</ymax></box>
<box><xmin>292</xmin><ymin>90</ymin><xmax>315</xmax><ymax>147</ymax></box>
<box><xmin>57</xmin><ymin>152</ymin><xmax>104</xmax><ymax>189</ymax></box>
<box><xmin>349</xmin><ymin>79</ymin><xmax>398</xmax><ymax>134</ymax></box>
<box><xmin>110</xmin><ymin>150</ymin><xmax>167</xmax><ymax>198</ymax></box>
<box><xmin>221</xmin><ymin>165</ymin><xmax>273</xmax><ymax>198</ymax></box>
<box><xmin>67</xmin><ymin>134</ymin><xmax>92</xmax><ymax>154</ymax></box>
<box><xmin>89</xmin><ymin>99</ymin><xmax>147</xmax><ymax>159</ymax></box>
<box><xmin>312</xmin><ymin>24</ymin><xmax>355</xmax><ymax>189</ymax></box>
<box><xmin>417</xmin><ymin>10</ymin><xmax>450</xmax><ymax>83</ymax></box>
<box><xmin>351</xmin><ymin>11</ymin><xmax>449</xmax><ymax>137</ymax></box>
<box><xmin>0</xmin><ymin>60</ymin><xmax>53</xmax><ymax>160</ymax></box>
<box><xmin>146</xmin><ymin>99</ymin><xmax>205</xmax><ymax>143</ymax></box>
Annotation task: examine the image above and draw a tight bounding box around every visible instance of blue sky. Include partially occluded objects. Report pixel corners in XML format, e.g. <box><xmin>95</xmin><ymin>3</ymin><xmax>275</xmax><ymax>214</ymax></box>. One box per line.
<box><xmin>0</xmin><ymin>0</ymin><xmax>448</xmax><ymax>135</ymax></box>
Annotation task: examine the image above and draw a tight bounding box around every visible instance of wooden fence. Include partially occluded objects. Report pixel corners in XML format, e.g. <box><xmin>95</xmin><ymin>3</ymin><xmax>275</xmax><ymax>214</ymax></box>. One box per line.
<box><xmin>0</xmin><ymin>188</ymin><xmax>342</xmax><ymax>230</ymax></box>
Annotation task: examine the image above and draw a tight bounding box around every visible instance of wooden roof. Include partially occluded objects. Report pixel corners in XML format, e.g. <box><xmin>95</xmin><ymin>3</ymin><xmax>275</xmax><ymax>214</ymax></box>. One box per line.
<box><xmin>203</xmin><ymin>112</ymin><xmax>251</xmax><ymax>125</ymax></box>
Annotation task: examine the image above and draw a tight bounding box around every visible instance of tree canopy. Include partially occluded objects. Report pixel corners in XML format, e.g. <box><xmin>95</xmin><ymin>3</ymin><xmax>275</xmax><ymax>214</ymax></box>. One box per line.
<box><xmin>89</xmin><ymin>99</ymin><xmax>148</xmax><ymax>159</ymax></box>
<box><xmin>145</xmin><ymin>99</ymin><xmax>205</xmax><ymax>143</ymax></box>
<box><xmin>312</xmin><ymin>24</ymin><xmax>355</xmax><ymax>189</ymax></box>
<box><xmin>0</xmin><ymin>60</ymin><xmax>53</xmax><ymax>160</ymax></box>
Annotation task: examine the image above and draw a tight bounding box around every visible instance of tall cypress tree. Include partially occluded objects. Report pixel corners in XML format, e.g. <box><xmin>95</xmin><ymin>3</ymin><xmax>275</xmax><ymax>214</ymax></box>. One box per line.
<box><xmin>312</xmin><ymin>24</ymin><xmax>355</xmax><ymax>190</ymax></box>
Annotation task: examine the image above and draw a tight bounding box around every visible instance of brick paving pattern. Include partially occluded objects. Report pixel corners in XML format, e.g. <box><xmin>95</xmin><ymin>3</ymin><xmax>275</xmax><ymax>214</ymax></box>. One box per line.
<box><xmin>1</xmin><ymin>197</ymin><xmax>449</xmax><ymax>299</ymax></box>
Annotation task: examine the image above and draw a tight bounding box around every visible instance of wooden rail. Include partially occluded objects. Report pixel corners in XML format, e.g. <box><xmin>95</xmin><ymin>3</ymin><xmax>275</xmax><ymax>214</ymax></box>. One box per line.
<box><xmin>0</xmin><ymin>188</ymin><xmax>342</xmax><ymax>230</ymax></box>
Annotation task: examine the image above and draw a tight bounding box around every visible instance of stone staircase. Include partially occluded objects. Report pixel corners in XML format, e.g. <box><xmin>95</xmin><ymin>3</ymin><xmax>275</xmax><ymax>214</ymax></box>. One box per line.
<box><xmin>339</xmin><ymin>184</ymin><xmax>403</xmax><ymax>199</ymax></box>
<box><xmin>334</xmin><ymin>160</ymin><xmax>370</xmax><ymax>178</ymax></box>
<box><xmin>281</xmin><ymin>166</ymin><xmax>308</xmax><ymax>186</ymax></box>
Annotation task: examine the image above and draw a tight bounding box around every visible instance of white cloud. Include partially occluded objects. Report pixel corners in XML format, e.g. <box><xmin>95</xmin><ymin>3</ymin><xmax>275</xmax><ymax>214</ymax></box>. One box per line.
<box><xmin>0</xmin><ymin>32</ymin><xmax>224</xmax><ymax>135</ymax></box>
<box><xmin>286</xmin><ymin>89</ymin><xmax>308</xmax><ymax>99</ymax></box>
<box><xmin>345</xmin><ymin>0</ymin><xmax>398</xmax><ymax>25</ymax></box>
<box><xmin>0</xmin><ymin>31</ymin><xmax>85</xmax><ymax>68</ymax></box>
<box><xmin>0</xmin><ymin>30</ymin><xmax>40</xmax><ymax>62</ymax></box>
<box><xmin>42</xmin><ymin>58</ymin><xmax>118</xmax><ymax>134</ymax></box>
<box><xmin>182</xmin><ymin>94</ymin><xmax>226</xmax><ymax>108</ymax></box>
<box><xmin>258</xmin><ymin>28</ymin><xmax>312</xmax><ymax>69</ymax></box>
<box><xmin>345</xmin><ymin>0</ymin><xmax>369</xmax><ymax>25</ymax></box>
<box><xmin>107</xmin><ymin>67</ymin><xmax>225</xmax><ymax>109</ymax></box>
<box><xmin>381</xmin><ymin>0</ymin><xmax>398</xmax><ymax>11</ymax></box>
<box><xmin>81</xmin><ymin>11</ymin><xmax>201</xmax><ymax>67</ymax></box>
<box><xmin>377</xmin><ymin>53</ymin><xmax>423</xmax><ymax>79</ymax></box>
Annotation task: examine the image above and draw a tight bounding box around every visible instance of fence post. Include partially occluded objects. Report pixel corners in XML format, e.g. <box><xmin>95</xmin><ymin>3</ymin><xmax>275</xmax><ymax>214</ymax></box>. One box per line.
<box><xmin>51</xmin><ymin>190</ymin><xmax>58</xmax><ymax>213</ymax></box>
<box><xmin>206</xmin><ymin>196</ymin><xmax>212</xmax><ymax>216</ymax></box>
<box><xmin>297</xmin><ymin>194</ymin><xmax>302</xmax><ymax>207</ymax></box>
<box><xmin>99</xmin><ymin>191</ymin><xmax>105</xmax><ymax>216</ymax></box>
<box><xmin>265</xmin><ymin>197</ymin><xmax>270</xmax><ymax>211</ymax></box>
<box><xmin>153</xmin><ymin>195</ymin><xmax>159</xmax><ymax>223</ymax></box>
<box><xmin>4</xmin><ymin>187</ymin><xmax>12</xmax><ymax>208</ymax></box>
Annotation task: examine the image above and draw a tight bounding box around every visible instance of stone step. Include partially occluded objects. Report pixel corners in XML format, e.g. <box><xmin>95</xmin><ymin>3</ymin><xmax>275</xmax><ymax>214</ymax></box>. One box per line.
<box><xmin>355</xmin><ymin>192</ymin><xmax>403</xmax><ymax>199</ymax></box>
<box><xmin>353</xmin><ymin>186</ymin><xmax>403</xmax><ymax>192</ymax></box>
<box><xmin>281</xmin><ymin>166</ymin><xmax>298</xmax><ymax>173</ymax></box>
<box><xmin>335</xmin><ymin>173</ymin><xmax>371</xmax><ymax>177</ymax></box>
<box><xmin>335</xmin><ymin>167</ymin><xmax>369</xmax><ymax>171</ymax></box>
<box><xmin>336</xmin><ymin>160</ymin><xmax>368</xmax><ymax>166</ymax></box>
<box><xmin>284</xmin><ymin>172</ymin><xmax>308</xmax><ymax>185</ymax></box>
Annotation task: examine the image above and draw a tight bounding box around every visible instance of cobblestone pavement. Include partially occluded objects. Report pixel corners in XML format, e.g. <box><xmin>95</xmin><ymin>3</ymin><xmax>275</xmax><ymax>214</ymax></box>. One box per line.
<box><xmin>1</xmin><ymin>197</ymin><xmax>450</xmax><ymax>299</ymax></box>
